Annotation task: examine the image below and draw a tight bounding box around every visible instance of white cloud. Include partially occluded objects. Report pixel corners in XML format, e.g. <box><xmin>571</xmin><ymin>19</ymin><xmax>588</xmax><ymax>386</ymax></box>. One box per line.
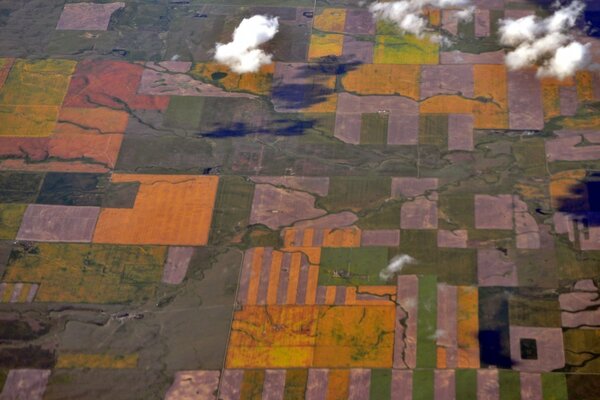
<box><xmin>379</xmin><ymin>254</ymin><xmax>416</xmax><ymax>281</ymax></box>
<box><xmin>499</xmin><ymin>1</ymin><xmax>590</xmax><ymax>79</ymax></box>
<box><xmin>369</xmin><ymin>0</ymin><xmax>473</xmax><ymax>41</ymax></box>
<box><xmin>214</xmin><ymin>15</ymin><xmax>279</xmax><ymax>74</ymax></box>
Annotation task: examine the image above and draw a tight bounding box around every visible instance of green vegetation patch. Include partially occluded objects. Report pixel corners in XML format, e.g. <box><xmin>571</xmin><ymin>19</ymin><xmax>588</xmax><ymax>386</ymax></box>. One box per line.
<box><xmin>240</xmin><ymin>369</ymin><xmax>265</xmax><ymax>400</ymax></box>
<box><xmin>455</xmin><ymin>369</ymin><xmax>477</xmax><ymax>399</ymax></box>
<box><xmin>36</xmin><ymin>172</ymin><xmax>109</xmax><ymax>207</ymax></box>
<box><xmin>164</xmin><ymin>96</ymin><xmax>205</xmax><ymax>130</ymax></box>
<box><xmin>499</xmin><ymin>370</ymin><xmax>521</xmax><ymax>400</ymax></box>
<box><xmin>0</xmin><ymin>204</ymin><xmax>27</xmax><ymax>239</ymax></box>
<box><xmin>437</xmin><ymin>192</ymin><xmax>475</xmax><ymax>230</ymax></box>
<box><xmin>555</xmin><ymin>238</ymin><xmax>600</xmax><ymax>280</ymax></box>
<box><xmin>509</xmin><ymin>296</ymin><xmax>561</xmax><ymax>327</ymax></box>
<box><xmin>318</xmin><ymin>176</ymin><xmax>391</xmax><ymax>212</ymax></box>
<box><xmin>419</xmin><ymin>115</ymin><xmax>448</xmax><ymax>149</ymax></box>
<box><xmin>283</xmin><ymin>369</ymin><xmax>308</xmax><ymax>400</ymax></box>
<box><xmin>360</xmin><ymin>112</ymin><xmax>388</xmax><ymax>144</ymax></box>
<box><xmin>395</xmin><ymin>230</ymin><xmax>477</xmax><ymax>285</ymax></box>
<box><xmin>356</xmin><ymin>200</ymin><xmax>402</xmax><ymax>230</ymax></box>
<box><xmin>513</xmin><ymin>138</ymin><xmax>548</xmax><ymax>177</ymax></box>
<box><xmin>370</xmin><ymin>369</ymin><xmax>392</xmax><ymax>399</ymax></box>
<box><xmin>209</xmin><ymin>176</ymin><xmax>255</xmax><ymax>246</ymax></box>
<box><xmin>563</xmin><ymin>329</ymin><xmax>600</xmax><ymax>373</ymax></box>
<box><xmin>4</xmin><ymin>243</ymin><xmax>166</xmax><ymax>304</ymax></box>
<box><xmin>319</xmin><ymin>247</ymin><xmax>389</xmax><ymax>286</ymax></box>
<box><xmin>412</xmin><ymin>369</ymin><xmax>435</xmax><ymax>400</ymax></box>
<box><xmin>542</xmin><ymin>373</ymin><xmax>568</xmax><ymax>400</ymax></box>
<box><xmin>0</xmin><ymin>172</ymin><xmax>43</xmax><ymax>203</ymax></box>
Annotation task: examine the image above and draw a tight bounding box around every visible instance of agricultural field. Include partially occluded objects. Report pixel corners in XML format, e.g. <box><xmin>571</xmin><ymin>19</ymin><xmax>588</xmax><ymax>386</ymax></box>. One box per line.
<box><xmin>0</xmin><ymin>0</ymin><xmax>599</xmax><ymax>399</ymax></box>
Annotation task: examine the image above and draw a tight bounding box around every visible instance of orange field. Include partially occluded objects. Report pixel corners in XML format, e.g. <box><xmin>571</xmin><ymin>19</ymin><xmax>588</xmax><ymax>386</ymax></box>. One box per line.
<box><xmin>473</xmin><ymin>64</ymin><xmax>509</xmax><ymax>129</ymax></box>
<box><xmin>419</xmin><ymin>95</ymin><xmax>476</xmax><ymax>114</ymax></box>
<box><xmin>93</xmin><ymin>174</ymin><xmax>219</xmax><ymax>246</ymax></box>
<box><xmin>326</xmin><ymin>370</ymin><xmax>350</xmax><ymax>400</ymax></box>
<box><xmin>226</xmin><ymin>305</ymin><xmax>395</xmax><ymax>369</ymax></box>
<box><xmin>549</xmin><ymin>169</ymin><xmax>586</xmax><ymax>209</ymax></box>
<box><xmin>321</xmin><ymin>227</ymin><xmax>361</xmax><ymax>247</ymax></box>
<box><xmin>342</xmin><ymin>64</ymin><xmax>420</xmax><ymax>99</ymax></box>
<box><xmin>50</xmin><ymin>107</ymin><xmax>128</xmax><ymax>168</ymax></box>
<box><xmin>576</xmin><ymin>71</ymin><xmax>594</xmax><ymax>102</ymax></box>
<box><xmin>192</xmin><ymin>63</ymin><xmax>274</xmax><ymax>95</ymax></box>
<box><xmin>540</xmin><ymin>76</ymin><xmax>575</xmax><ymax>120</ymax></box>
<box><xmin>456</xmin><ymin>286</ymin><xmax>480</xmax><ymax>368</ymax></box>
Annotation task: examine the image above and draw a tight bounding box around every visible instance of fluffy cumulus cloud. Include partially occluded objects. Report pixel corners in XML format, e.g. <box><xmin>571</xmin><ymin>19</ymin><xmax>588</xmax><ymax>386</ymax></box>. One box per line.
<box><xmin>499</xmin><ymin>1</ymin><xmax>590</xmax><ymax>79</ymax></box>
<box><xmin>369</xmin><ymin>0</ymin><xmax>474</xmax><ymax>41</ymax></box>
<box><xmin>214</xmin><ymin>15</ymin><xmax>279</xmax><ymax>74</ymax></box>
<box><xmin>379</xmin><ymin>254</ymin><xmax>416</xmax><ymax>281</ymax></box>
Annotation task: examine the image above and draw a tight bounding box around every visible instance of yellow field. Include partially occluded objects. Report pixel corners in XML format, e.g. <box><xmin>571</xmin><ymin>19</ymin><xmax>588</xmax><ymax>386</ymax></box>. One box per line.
<box><xmin>374</xmin><ymin>35</ymin><xmax>439</xmax><ymax>64</ymax></box>
<box><xmin>308</xmin><ymin>33</ymin><xmax>344</xmax><ymax>60</ymax></box>
<box><xmin>56</xmin><ymin>353</ymin><xmax>139</xmax><ymax>369</ymax></box>
<box><xmin>314</xmin><ymin>8</ymin><xmax>347</xmax><ymax>33</ymax></box>
<box><xmin>342</xmin><ymin>64</ymin><xmax>420</xmax><ymax>99</ymax></box>
<box><xmin>2</xmin><ymin>243</ymin><xmax>166</xmax><ymax>303</ymax></box>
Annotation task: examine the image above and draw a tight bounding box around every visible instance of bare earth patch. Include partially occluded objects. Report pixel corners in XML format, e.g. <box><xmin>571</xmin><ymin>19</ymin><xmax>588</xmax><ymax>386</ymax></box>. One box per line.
<box><xmin>16</xmin><ymin>204</ymin><xmax>100</xmax><ymax>242</ymax></box>
<box><xmin>164</xmin><ymin>370</ymin><xmax>220</xmax><ymax>400</ymax></box>
<box><xmin>474</xmin><ymin>194</ymin><xmax>513</xmax><ymax>229</ymax></box>
<box><xmin>162</xmin><ymin>247</ymin><xmax>195</xmax><ymax>285</ymax></box>
<box><xmin>0</xmin><ymin>369</ymin><xmax>51</xmax><ymax>400</ymax></box>
<box><xmin>477</xmin><ymin>249</ymin><xmax>518</xmax><ymax>287</ymax></box>
<box><xmin>56</xmin><ymin>2</ymin><xmax>125</xmax><ymax>31</ymax></box>
<box><xmin>249</xmin><ymin>184</ymin><xmax>326</xmax><ymax>230</ymax></box>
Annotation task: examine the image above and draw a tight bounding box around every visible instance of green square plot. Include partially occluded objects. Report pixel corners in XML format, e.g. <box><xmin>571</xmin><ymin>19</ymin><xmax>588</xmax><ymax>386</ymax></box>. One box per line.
<box><xmin>556</xmin><ymin>238</ymin><xmax>600</xmax><ymax>280</ymax></box>
<box><xmin>209</xmin><ymin>176</ymin><xmax>255</xmax><ymax>246</ymax></box>
<box><xmin>357</xmin><ymin>200</ymin><xmax>402</xmax><ymax>230</ymax></box>
<box><xmin>319</xmin><ymin>247</ymin><xmax>389</xmax><ymax>286</ymax></box>
<box><xmin>240</xmin><ymin>369</ymin><xmax>265</xmax><ymax>400</ymax></box>
<box><xmin>513</xmin><ymin>138</ymin><xmax>548</xmax><ymax>177</ymax></box>
<box><xmin>36</xmin><ymin>172</ymin><xmax>109</xmax><ymax>207</ymax></box>
<box><xmin>164</xmin><ymin>96</ymin><xmax>205</xmax><ymax>130</ymax></box>
<box><xmin>319</xmin><ymin>176</ymin><xmax>391</xmax><ymax>212</ymax></box>
<box><xmin>419</xmin><ymin>115</ymin><xmax>448</xmax><ymax>148</ymax></box>
<box><xmin>370</xmin><ymin>369</ymin><xmax>392</xmax><ymax>399</ymax></box>
<box><xmin>509</xmin><ymin>297</ymin><xmax>561</xmax><ymax>327</ymax></box>
<box><xmin>361</xmin><ymin>113</ymin><xmax>388</xmax><ymax>144</ymax></box>
<box><xmin>396</xmin><ymin>231</ymin><xmax>477</xmax><ymax>285</ymax></box>
<box><xmin>0</xmin><ymin>204</ymin><xmax>27</xmax><ymax>240</ymax></box>
<box><xmin>455</xmin><ymin>369</ymin><xmax>477</xmax><ymax>399</ymax></box>
<box><xmin>283</xmin><ymin>369</ymin><xmax>308</xmax><ymax>399</ymax></box>
<box><xmin>499</xmin><ymin>370</ymin><xmax>521</xmax><ymax>400</ymax></box>
<box><xmin>438</xmin><ymin>193</ymin><xmax>475</xmax><ymax>230</ymax></box>
<box><xmin>542</xmin><ymin>373</ymin><xmax>568</xmax><ymax>400</ymax></box>
<box><xmin>374</xmin><ymin>35</ymin><xmax>439</xmax><ymax>64</ymax></box>
<box><xmin>0</xmin><ymin>172</ymin><xmax>43</xmax><ymax>203</ymax></box>
<box><xmin>412</xmin><ymin>369</ymin><xmax>434</xmax><ymax>400</ymax></box>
